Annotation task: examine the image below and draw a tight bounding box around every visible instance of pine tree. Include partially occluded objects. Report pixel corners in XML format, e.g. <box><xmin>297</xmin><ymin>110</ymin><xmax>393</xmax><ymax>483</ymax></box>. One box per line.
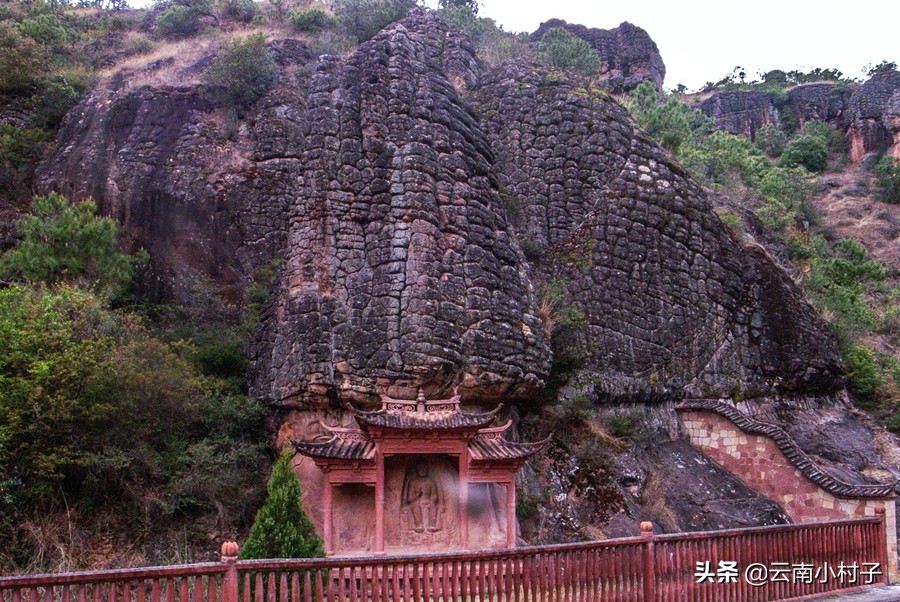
<box><xmin>240</xmin><ymin>450</ymin><xmax>324</xmax><ymax>559</ymax></box>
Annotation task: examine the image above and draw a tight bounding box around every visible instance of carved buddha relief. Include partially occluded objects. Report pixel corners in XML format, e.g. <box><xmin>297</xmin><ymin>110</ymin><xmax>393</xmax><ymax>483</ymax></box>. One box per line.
<box><xmin>403</xmin><ymin>461</ymin><xmax>442</xmax><ymax>534</ymax></box>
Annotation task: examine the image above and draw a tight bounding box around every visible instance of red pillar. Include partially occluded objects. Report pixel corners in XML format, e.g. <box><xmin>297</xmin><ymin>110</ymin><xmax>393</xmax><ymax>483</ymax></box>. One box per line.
<box><xmin>375</xmin><ymin>449</ymin><xmax>385</xmax><ymax>554</ymax></box>
<box><xmin>506</xmin><ymin>480</ymin><xmax>516</xmax><ymax>548</ymax></box>
<box><xmin>459</xmin><ymin>447</ymin><xmax>469</xmax><ymax>549</ymax></box>
<box><xmin>323</xmin><ymin>475</ymin><xmax>334</xmax><ymax>555</ymax></box>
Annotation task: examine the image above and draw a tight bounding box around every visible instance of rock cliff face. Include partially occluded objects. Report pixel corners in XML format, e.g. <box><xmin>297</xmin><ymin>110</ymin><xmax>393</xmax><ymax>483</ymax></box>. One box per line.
<box><xmin>786</xmin><ymin>83</ymin><xmax>853</xmax><ymax>125</ymax></box>
<box><xmin>846</xmin><ymin>70</ymin><xmax>900</xmax><ymax>163</ymax></box>
<box><xmin>253</xmin><ymin>14</ymin><xmax>550</xmax><ymax>405</ymax></box>
<box><xmin>696</xmin><ymin>71</ymin><xmax>900</xmax><ymax>162</ymax></box>
<box><xmin>697</xmin><ymin>90</ymin><xmax>780</xmax><ymax>139</ymax></box>
<box><xmin>35</xmin><ymin>10</ymin><xmax>844</xmax><ymax>407</ymax></box>
<box><xmin>34</xmin><ymin>41</ymin><xmax>317</xmax><ymax>302</ymax></box>
<box><xmin>476</xmin><ymin>65</ymin><xmax>842</xmax><ymax>401</ymax></box>
<box><xmin>530</xmin><ymin>19</ymin><xmax>665</xmax><ymax>93</ymax></box>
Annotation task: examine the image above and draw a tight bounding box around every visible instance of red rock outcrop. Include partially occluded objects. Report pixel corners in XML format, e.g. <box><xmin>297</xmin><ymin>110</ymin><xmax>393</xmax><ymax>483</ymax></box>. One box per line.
<box><xmin>530</xmin><ymin>19</ymin><xmax>665</xmax><ymax>93</ymax></box>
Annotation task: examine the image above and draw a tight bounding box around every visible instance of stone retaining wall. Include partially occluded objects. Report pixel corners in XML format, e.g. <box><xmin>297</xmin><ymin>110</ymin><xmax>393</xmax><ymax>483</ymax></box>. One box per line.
<box><xmin>681</xmin><ymin>409</ymin><xmax>898</xmax><ymax>582</ymax></box>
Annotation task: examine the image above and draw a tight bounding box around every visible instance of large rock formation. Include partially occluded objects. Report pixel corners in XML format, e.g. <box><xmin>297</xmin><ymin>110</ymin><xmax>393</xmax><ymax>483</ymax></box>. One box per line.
<box><xmin>34</xmin><ymin>42</ymin><xmax>317</xmax><ymax>303</ymax></box>
<box><xmin>697</xmin><ymin>90</ymin><xmax>780</xmax><ymax>139</ymax></box>
<box><xmin>696</xmin><ymin>70</ymin><xmax>900</xmax><ymax>163</ymax></box>
<box><xmin>530</xmin><ymin>19</ymin><xmax>665</xmax><ymax>93</ymax></box>
<box><xmin>846</xmin><ymin>70</ymin><xmax>900</xmax><ymax>163</ymax></box>
<box><xmin>786</xmin><ymin>83</ymin><xmax>852</xmax><ymax>123</ymax></box>
<box><xmin>475</xmin><ymin>65</ymin><xmax>843</xmax><ymax>401</ymax></box>
<box><xmin>253</xmin><ymin>14</ymin><xmax>550</xmax><ymax>405</ymax></box>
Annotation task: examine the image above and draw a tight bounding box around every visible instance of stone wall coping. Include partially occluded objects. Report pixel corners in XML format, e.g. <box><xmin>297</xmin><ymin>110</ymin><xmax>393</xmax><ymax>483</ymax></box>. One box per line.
<box><xmin>677</xmin><ymin>399</ymin><xmax>898</xmax><ymax>499</ymax></box>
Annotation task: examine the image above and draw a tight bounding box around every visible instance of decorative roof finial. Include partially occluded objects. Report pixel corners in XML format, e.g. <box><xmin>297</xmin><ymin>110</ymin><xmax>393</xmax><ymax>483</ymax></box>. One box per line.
<box><xmin>416</xmin><ymin>388</ymin><xmax>426</xmax><ymax>412</ymax></box>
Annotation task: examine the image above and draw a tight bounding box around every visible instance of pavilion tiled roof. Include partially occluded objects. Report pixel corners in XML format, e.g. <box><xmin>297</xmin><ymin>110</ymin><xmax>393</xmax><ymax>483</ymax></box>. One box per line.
<box><xmin>293</xmin><ymin>390</ymin><xmax>548</xmax><ymax>463</ymax></box>
<box><xmin>468</xmin><ymin>436</ymin><xmax>550</xmax><ymax>461</ymax></box>
<box><xmin>353</xmin><ymin>404</ymin><xmax>504</xmax><ymax>430</ymax></box>
<box><xmin>351</xmin><ymin>390</ymin><xmax>505</xmax><ymax>431</ymax></box>
<box><xmin>291</xmin><ymin>427</ymin><xmax>375</xmax><ymax>461</ymax></box>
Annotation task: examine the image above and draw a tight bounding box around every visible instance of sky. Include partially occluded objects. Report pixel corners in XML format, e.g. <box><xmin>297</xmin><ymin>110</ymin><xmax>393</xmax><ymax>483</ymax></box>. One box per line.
<box><xmin>131</xmin><ymin>0</ymin><xmax>900</xmax><ymax>90</ymax></box>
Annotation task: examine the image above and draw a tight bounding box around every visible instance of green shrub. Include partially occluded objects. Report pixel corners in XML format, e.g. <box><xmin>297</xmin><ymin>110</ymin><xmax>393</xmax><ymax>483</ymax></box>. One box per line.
<box><xmin>754</xmin><ymin>122</ymin><xmax>787</xmax><ymax>157</ymax></box>
<box><xmin>874</xmin><ymin>156</ymin><xmax>900</xmax><ymax>203</ymax></box>
<box><xmin>557</xmin><ymin>395</ymin><xmax>593</xmax><ymax>423</ymax></box>
<box><xmin>842</xmin><ymin>343</ymin><xmax>884</xmax><ymax>398</ymax></box>
<box><xmin>202</xmin><ymin>33</ymin><xmax>279</xmax><ymax>113</ymax></box>
<box><xmin>799</xmin><ymin>120</ymin><xmax>843</xmax><ymax>153</ymax></box>
<box><xmin>19</xmin><ymin>13</ymin><xmax>79</xmax><ymax>50</ymax></box>
<box><xmin>438</xmin><ymin>4</ymin><xmax>480</xmax><ymax>41</ymax></box>
<box><xmin>537</xmin><ymin>27</ymin><xmax>599</xmax><ymax>77</ymax></box>
<box><xmin>220</xmin><ymin>0</ymin><xmax>257</xmax><ymax>22</ymax></box>
<box><xmin>332</xmin><ymin>0</ymin><xmax>418</xmax><ymax>42</ymax></box>
<box><xmin>0</xmin><ymin>22</ymin><xmax>44</xmax><ymax>92</ymax></box>
<box><xmin>0</xmin><ymin>193</ymin><xmax>143</xmax><ymax>296</ymax></box>
<box><xmin>807</xmin><ymin>238</ymin><xmax>887</xmax><ymax>338</ymax></box>
<box><xmin>780</xmin><ymin>133</ymin><xmax>828</xmax><ymax>172</ymax></box>
<box><xmin>605</xmin><ymin>411</ymin><xmax>642</xmax><ymax>440</ymax></box>
<box><xmin>289</xmin><ymin>8</ymin><xmax>335</xmax><ymax>32</ymax></box>
<box><xmin>754</xmin><ymin>166</ymin><xmax>813</xmax><ymax>230</ymax></box>
<box><xmin>240</xmin><ymin>450</ymin><xmax>323</xmax><ymax>559</ymax></box>
<box><xmin>680</xmin><ymin>129</ymin><xmax>768</xmax><ymax>187</ymax></box>
<box><xmin>627</xmin><ymin>81</ymin><xmax>712</xmax><ymax>154</ymax></box>
<box><xmin>0</xmin><ymin>125</ymin><xmax>52</xmax><ymax>174</ymax></box>
<box><xmin>34</xmin><ymin>72</ymin><xmax>88</xmax><ymax>128</ymax></box>
<box><xmin>438</xmin><ymin>0</ymin><xmax>477</xmax><ymax>13</ymax></box>
<box><xmin>155</xmin><ymin>5</ymin><xmax>200</xmax><ymax>38</ymax></box>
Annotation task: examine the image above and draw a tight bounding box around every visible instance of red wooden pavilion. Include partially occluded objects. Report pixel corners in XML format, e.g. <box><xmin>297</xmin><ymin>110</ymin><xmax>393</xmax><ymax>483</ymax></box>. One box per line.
<box><xmin>293</xmin><ymin>389</ymin><xmax>548</xmax><ymax>555</ymax></box>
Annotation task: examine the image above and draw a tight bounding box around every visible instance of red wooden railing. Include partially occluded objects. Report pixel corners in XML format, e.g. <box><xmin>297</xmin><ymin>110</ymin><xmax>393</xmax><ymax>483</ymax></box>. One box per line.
<box><xmin>1</xmin><ymin>512</ymin><xmax>890</xmax><ymax>602</ymax></box>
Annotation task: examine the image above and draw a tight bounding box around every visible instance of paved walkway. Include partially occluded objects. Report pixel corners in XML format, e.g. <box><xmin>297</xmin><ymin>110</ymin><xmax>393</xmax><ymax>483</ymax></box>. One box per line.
<box><xmin>805</xmin><ymin>585</ymin><xmax>900</xmax><ymax>600</ymax></box>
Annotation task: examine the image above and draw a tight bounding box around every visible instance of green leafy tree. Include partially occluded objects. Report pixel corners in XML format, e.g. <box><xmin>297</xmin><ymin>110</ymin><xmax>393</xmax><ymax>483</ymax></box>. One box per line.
<box><xmin>874</xmin><ymin>156</ymin><xmax>900</xmax><ymax>203</ymax></box>
<box><xmin>202</xmin><ymin>33</ymin><xmax>279</xmax><ymax>114</ymax></box>
<box><xmin>627</xmin><ymin>81</ymin><xmax>712</xmax><ymax>154</ymax></box>
<box><xmin>780</xmin><ymin>133</ymin><xmax>828</xmax><ymax>172</ymax></box>
<box><xmin>290</xmin><ymin>8</ymin><xmax>336</xmax><ymax>32</ymax></box>
<box><xmin>220</xmin><ymin>0</ymin><xmax>257</xmax><ymax>22</ymax></box>
<box><xmin>0</xmin><ymin>193</ymin><xmax>142</xmax><ymax>296</ymax></box>
<box><xmin>332</xmin><ymin>0</ymin><xmax>418</xmax><ymax>42</ymax></box>
<box><xmin>0</xmin><ymin>283</ymin><xmax>268</xmax><ymax>564</ymax></box>
<box><xmin>866</xmin><ymin>60</ymin><xmax>898</xmax><ymax>77</ymax></box>
<box><xmin>240</xmin><ymin>450</ymin><xmax>323</xmax><ymax>559</ymax></box>
<box><xmin>537</xmin><ymin>27</ymin><xmax>599</xmax><ymax>77</ymax></box>
<box><xmin>754</xmin><ymin>122</ymin><xmax>787</xmax><ymax>157</ymax></box>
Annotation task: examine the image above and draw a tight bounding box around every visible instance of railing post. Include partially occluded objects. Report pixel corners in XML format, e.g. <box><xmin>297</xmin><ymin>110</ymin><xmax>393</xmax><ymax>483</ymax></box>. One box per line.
<box><xmin>874</xmin><ymin>504</ymin><xmax>894</xmax><ymax>584</ymax></box>
<box><xmin>221</xmin><ymin>542</ymin><xmax>240</xmax><ymax>602</ymax></box>
<box><xmin>641</xmin><ymin>522</ymin><xmax>656</xmax><ymax>602</ymax></box>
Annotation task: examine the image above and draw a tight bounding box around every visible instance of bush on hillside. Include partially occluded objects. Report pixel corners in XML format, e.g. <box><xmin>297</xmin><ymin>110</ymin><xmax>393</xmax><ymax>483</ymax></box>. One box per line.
<box><xmin>627</xmin><ymin>81</ymin><xmax>712</xmax><ymax>154</ymax></box>
<box><xmin>202</xmin><ymin>33</ymin><xmax>279</xmax><ymax>113</ymax></box>
<box><xmin>289</xmin><ymin>8</ymin><xmax>335</xmax><ymax>32</ymax></box>
<box><xmin>220</xmin><ymin>0</ymin><xmax>257</xmax><ymax>22</ymax></box>
<box><xmin>754</xmin><ymin>122</ymin><xmax>787</xmax><ymax>157</ymax></box>
<box><xmin>874</xmin><ymin>155</ymin><xmax>900</xmax><ymax>203</ymax></box>
<box><xmin>155</xmin><ymin>5</ymin><xmax>201</xmax><ymax>38</ymax></box>
<box><xmin>332</xmin><ymin>0</ymin><xmax>418</xmax><ymax>42</ymax></box>
<box><xmin>0</xmin><ymin>22</ymin><xmax>44</xmax><ymax>92</ymax></box>
<box><xmin>537</xmin><ymin>27</ymin><xmax>599</xmax><ymax>77</ymax></box>
<box><xmin>780</xmin><ymin>133</ymin><xmax>828</xmax><ymax>172</ymax></box>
